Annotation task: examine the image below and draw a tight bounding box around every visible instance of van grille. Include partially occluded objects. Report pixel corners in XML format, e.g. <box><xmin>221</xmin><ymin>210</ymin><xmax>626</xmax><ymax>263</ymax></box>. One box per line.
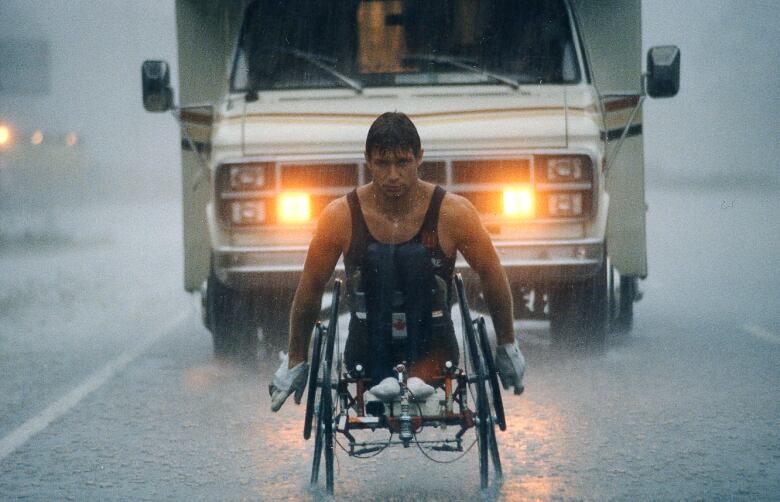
<box><xmin>452</xmin><ymin>159</ymin><xmax>531</xmax><ymax>185</ymax></box>
<box><xmin>217</xmin><ymin>154</ymin><xmax>594</xmax><ymax>228</ymax></box>
<box><xmin>281</xmin><ymin>163</ymin><xmax>358</xmax><ymax>189</ymax></box>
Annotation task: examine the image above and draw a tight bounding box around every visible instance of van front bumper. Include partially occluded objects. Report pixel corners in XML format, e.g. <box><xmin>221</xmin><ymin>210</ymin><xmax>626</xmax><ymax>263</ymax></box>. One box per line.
<box><xmin>213</xmin><ymin>238</ymin><xmax>604</xmax><ymax>289</ymax></box>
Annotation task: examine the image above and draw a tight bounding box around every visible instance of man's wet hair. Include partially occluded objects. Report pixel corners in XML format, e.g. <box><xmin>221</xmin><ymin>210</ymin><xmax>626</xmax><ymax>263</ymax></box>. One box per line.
<box><xmin>365</xmin><ymin>112</ymin><xmax>421</xmax><ymax>159</ymax></box>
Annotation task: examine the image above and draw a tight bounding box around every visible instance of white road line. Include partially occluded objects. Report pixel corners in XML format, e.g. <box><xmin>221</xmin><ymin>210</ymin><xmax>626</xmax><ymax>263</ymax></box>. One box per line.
<box><xmin>0</xmin><ymin>308</ymin><xmax>191</xmax><ymax>461</ymax></box>
<box><xmin>741</xmin><ymin>324</ymin><xmax>780</xmax><ymax>345</ymax></box>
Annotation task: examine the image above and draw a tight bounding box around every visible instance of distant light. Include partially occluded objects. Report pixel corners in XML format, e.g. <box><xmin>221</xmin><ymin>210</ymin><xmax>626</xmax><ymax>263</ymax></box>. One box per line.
<box><xmin>31</xmin><ymin>130</ymin><xmax>44</xmax><ymax>145</ymax></box>
<box><xmin>65</xmin><ymin>132</ymin><xmax>78</xmax><ymax>147</ymax></box>
<box><xmin>0</xmin><ymin>125</ymin><xmax>10</xmax><ymax>146</ymax></box>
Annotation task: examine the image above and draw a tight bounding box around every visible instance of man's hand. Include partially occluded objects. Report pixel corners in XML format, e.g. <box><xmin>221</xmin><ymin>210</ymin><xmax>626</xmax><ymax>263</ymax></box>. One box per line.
<box><xmin>269</xmin><ymin>352</ymin><xmax>309</xmax><ymax>412</ymax></box>
<box><xmin>495</xmin><ymin>341</ymin><xmax>525</xmax><ymax>395</ymax></box>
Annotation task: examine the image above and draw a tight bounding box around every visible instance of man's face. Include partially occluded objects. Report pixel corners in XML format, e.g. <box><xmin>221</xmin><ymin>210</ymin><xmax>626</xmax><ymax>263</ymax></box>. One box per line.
<box><xmin>365</xmin><ymin>147</ymin><xmax>423</xmax><ymax>199</ymax></box>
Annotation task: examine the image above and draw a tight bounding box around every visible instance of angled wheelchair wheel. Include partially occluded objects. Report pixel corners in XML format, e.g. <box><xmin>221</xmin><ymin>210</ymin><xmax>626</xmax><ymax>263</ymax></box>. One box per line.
<box><xmin>464</xmin><ymin>312</ymin><xmax>490</xmax><ymax>490</ymax></box>
<box><xmin>487</xmin><ymin>417</ymin><xmax>503</xmax><ymax>483</ymax></box>
<box><xmin>476</xmin><ymin>317</ymin><xmax>506</xmax><ymax>432</ymax></box>
<box><xmin>310</xmin><ymin>349</ymin><xmax>334</xmax><ymax>493</ymax></box>
<box><xmin>476</xmin><ymin>317</ymin><xmax>504</xmax><ymax>480</ymax></box>
<box><xmin>303</xmin><ymin>324</ymin><xmax>324</xmax><ymax>441</ymax></box>
<box><xmin>310</xmin><ymin>405</ymin><xmax>324</xmax><ymax>485</ymax></box>
<box><xmin>309</xmin><ymin>280</ymin><xmax>341</xmax><ymax>496</ymax></box>
<box><xmin>455</xmin><ymin>274</ymin><xmax>500</xmax><ymax>490</ymax></box>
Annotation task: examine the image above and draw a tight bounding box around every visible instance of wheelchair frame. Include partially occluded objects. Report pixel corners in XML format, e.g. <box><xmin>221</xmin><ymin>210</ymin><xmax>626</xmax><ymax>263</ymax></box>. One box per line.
<box><xmin>303</xmin><ymin>274</ymin><xmax>506</xmax><ymax>495</ymax></box>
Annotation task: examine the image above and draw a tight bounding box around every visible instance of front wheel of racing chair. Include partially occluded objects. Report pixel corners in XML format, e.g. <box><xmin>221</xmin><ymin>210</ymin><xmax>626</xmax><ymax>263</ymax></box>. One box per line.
<box><xmin>455</xmin><ymin>273</ymin><xmax>504</xmax><ymax>489</ymax></box>
<box><xmin>303</xmin><ymin>279</ymin><xmax>341</xmax><ymax>496</ymax></box>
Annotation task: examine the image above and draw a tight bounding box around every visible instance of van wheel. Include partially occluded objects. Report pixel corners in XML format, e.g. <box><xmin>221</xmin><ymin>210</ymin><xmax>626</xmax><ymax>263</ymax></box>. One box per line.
<box><xmin>204</xmin><ymin>267</ymin><xmax>258</xmax><ymax>360</ymax></box>
<box><xmin>611</xmin><ymin>275</ymin><xmax>636</xmax><ymax>334</ymax></box>
<box><xmin>549</xmin><ymin>259</ymin><xmax>608</xmax><ymax>348</ymax></box>
<box><xmin>254</xmin><ymin>288</ymin><xmax>294</xmax><ymax>350</ymax></box>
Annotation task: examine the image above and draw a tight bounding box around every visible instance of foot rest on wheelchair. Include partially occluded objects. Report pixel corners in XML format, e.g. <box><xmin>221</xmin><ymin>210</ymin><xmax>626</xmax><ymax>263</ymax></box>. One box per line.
<box><xmin>364</xmin><ymin>388</ymin><xmax>446</xmax><ymax>417</ymax></box>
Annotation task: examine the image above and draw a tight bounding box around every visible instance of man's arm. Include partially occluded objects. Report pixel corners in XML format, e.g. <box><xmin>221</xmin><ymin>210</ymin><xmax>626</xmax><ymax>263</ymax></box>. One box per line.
<box><xmin>287</xmin><ymin>199</ymin><xmax>348</xmax><ymax>368</ymax></box>
<box><xmin>448</xmin><ymin>196</ymin><xmax>515</xmax><ymax>345</ymax></box>
<box><xmin>447</xmin><ymin>195</ymin><xmax>525</xmax><ymax>393</ymax></box>
<box><xmin>447</xmin><ymin>195</ymin><xmax>525</xmax><ymax>394</ymax></box>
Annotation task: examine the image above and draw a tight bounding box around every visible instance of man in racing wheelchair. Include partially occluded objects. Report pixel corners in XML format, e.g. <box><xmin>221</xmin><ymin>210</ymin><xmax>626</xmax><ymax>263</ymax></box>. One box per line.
<box><xmin>270</xmin><ymin>112</ymin><xmax>524</xmax><ymax>412</ymax></box>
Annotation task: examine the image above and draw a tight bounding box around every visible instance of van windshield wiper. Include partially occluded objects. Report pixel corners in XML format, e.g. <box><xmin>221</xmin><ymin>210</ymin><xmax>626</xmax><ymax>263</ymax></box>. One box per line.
<box><xmin>404</xmin><ymin>54</ymin><xmax>520</xmax><ymax>90</ymax></box>
<box><xmin>283</xmin><ymin>48</ymin><xmax>363</xmax><ymax>94</ymax></box>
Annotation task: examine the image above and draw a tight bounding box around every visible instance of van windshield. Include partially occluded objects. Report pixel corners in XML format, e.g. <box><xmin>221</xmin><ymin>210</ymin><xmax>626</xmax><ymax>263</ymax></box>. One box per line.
<box><xmin>232</xmin><ymin>0</ymin><xmax>581</xmax><ymax>92</ymax></box>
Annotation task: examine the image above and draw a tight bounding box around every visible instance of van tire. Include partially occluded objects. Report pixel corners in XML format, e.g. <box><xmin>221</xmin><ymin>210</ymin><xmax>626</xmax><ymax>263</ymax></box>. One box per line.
<box><xmin>205</xmin><ymin>266</ymin><xmax>258</xmax><ymax>360</ymax></box>
<box><xmin>549</xmin><ymin>259</ymin><xmax>608</xmax><ymax>347</ymax></box>
<box><xmin>611</xmin><ymin>275</ymin><xmax>636</xmax><ymax>334</ymax></box>
<box><xmin>254</xmin><ymin>290</ymin><xmax>293</xmax><ymax>349</ymax></box>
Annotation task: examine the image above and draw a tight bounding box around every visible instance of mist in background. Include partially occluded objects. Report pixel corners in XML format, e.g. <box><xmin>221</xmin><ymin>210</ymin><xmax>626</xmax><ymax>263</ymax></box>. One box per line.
<box><xmin>0</xmin><ymin>0</ymin><xmax>778</xmax><ymax>208</ymax></box>
<box><xmin>0</xmin><ymin>1</ymin><xmax>179</xmax><ymax>204</ymax></box>
<box><xmin>0</xmin><ymin>4</ymin><xmax>778</xmax><ymax>498</ymax></box>
<box><xmin>643</xmin><ymin>0</ymin><xmax>779</xmax><ymax>187</ymax></box>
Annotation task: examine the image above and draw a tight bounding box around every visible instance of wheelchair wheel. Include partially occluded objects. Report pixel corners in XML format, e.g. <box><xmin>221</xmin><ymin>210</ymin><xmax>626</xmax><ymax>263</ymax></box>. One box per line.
<box><xmin>309</xmin><ymin>280</ymin><xmax>341</xmax><ymax>496</ymax></box>
<box><xmin>476</xmin><ymin>317</ymin><xmax>504</xmax><ymax>480</ymax></box>
<box><xmin>303</xmin><ymin>324</ymin><xmax>324</xmax><ymax>440</ymax></box>
<box><xmin>455</xmin><ymin>274</ymin><xmax>501</xmax><ymax>490</ymax></box>
<box><xmin>476</xmin><ymin>317</ymin><xmax>507</xmax><ymax>432</ymax></box>
<box><xmin>464</xmin><ymin>312</ymin><xmax>491</xmax><ymax>490</ymax></box>
<box><xmin>310</xmin><ymin>405</ymin><xmax>325</xmax><ymax>485</ymax></box>
<box><xmin>309</xmin><ymin>326</ymin><xmax>335</xmax><ymax>494</ymax></box>
<box><xmin>310</xmin><ymin>348</ymin><xmax>334</xmax><ymax>494</ymax></box>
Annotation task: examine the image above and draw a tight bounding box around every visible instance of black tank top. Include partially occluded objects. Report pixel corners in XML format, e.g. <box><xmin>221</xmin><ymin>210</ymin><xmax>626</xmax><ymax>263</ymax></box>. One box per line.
<box><xmin>344</xmin><ymin>185</ymin><xmax>455</xmax><ymax>291</ymax></box>
<box><xmin>344</xmin><ymin>186</ymin><xmax>456</xmax><ymax>378</ymax></box>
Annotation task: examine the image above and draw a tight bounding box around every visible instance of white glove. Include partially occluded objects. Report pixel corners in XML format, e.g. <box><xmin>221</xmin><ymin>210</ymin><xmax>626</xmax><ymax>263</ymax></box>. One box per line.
<box><xmin>268</xmin><ymin>352</ymin><xmax>309</xmax><ymax>412</ymax></box>
<box><xmin>495</xmin><ymin>341</ymin><xmax>525</xmax><ymax>395</ymax></box>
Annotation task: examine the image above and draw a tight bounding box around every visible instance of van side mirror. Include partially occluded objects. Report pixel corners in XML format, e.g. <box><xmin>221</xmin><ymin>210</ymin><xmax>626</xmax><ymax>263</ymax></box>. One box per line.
<box><xmin>142</xmin><ymin>60</ymin><xmax>174</xmax><ymax>112</ymax></box>
<box><xmin>646</xmin><ymin>46</ymin><xmax>680</xmax><ymax>98</ymax></box>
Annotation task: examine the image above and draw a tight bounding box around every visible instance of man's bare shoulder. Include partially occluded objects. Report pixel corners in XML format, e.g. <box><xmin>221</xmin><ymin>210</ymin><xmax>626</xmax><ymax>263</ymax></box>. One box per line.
<box><xmin>440</xmin><ymin>191</ymin><xmax>480</xmax><ymax>225</ymax></box>
<box><xmin>439</xmin><ymin>191</ymin><xmax>485</xmax><ymax>248</ymax></box>
<box><xmin>318</xmin><ymin>195</ymin><xmax>351</xmax><ymax>233</ymax></box>
<box><xmin>322</xmin><ymin>194</ymin><xmax>350</xmax><ymax>218</ymax></box>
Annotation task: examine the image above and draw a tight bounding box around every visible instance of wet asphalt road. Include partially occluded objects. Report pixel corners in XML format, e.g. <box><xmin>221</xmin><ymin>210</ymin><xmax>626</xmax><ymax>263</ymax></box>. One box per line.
<box><xmin>0</xmin><ymin>186</ymin><xmax>778</xmax><ymax>501</ymax></box>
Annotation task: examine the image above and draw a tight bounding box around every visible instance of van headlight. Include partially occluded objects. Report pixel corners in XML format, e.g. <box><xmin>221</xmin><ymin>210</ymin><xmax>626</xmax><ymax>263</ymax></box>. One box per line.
<box><xmin>547</xmin><ymin>192</ymin><xmax>583</xmax><ymax>217</ymax></box>
<box><xmin>228</xmin><ymin>164</ymin><xmax>268</xmax><ymax>190</ymax></box>
<box><xmin>503</xmin><ymin>187</ymin><xmax>534</xmax><ymax>218</ymax></box>
<box><xmin>229</xmin><ymin>200</ymin><xmax>266</xmax><ymax>225</ymax></box>
<box><xmin>532</xmin><ymin>155</ymin><xmax>594</xmax><ymax>218</ymax></box>
<box><xmin>217</xmin><ymin>162</ymin><xmax>273</xmax><ymax>193</ymax></box>
<box><xmin>535</xmin><ymin>155</ymin><xmax>592</xmax><ymax>183</ymax></box>
<box><xmin>547</xmin><ymin>157</ymin><xmax>583</xmax><ymax>181</ymax></box>
<box><xmin>277</xmin><ymin>192</ymin><xmax>311</xmax><ymax>224</ymax></box>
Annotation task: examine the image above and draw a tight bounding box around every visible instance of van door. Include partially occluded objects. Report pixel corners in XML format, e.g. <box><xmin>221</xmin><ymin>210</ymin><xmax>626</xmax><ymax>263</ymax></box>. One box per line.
<box><xmin>176</xmin><ymin>0</ymin><xmax>244</xmax><ymax>291</ymax></box>
<box><xmin>572</xmin><ymin>0</ymin><xmax>647</xmax><ymax>278</ymax></box>
<box><xmin>179</xmin><ymin>105</ymin><xmax>212</xmax><ymax>292</ymax></box>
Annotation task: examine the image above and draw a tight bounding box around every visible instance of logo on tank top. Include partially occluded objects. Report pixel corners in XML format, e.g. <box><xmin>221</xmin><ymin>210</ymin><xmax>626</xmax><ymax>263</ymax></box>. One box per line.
<box><xmin>392</xmin><ymin>313</ymin><xmax>407</xmax><ymax>340</ymax></box>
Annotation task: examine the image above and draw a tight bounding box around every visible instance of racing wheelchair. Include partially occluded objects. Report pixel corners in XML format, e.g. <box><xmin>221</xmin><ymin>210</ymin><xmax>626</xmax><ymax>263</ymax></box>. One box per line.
<box><xmin>303</xmin><ymin>273</ymin><xmax>506</xmax><ymax>495</ymax></box>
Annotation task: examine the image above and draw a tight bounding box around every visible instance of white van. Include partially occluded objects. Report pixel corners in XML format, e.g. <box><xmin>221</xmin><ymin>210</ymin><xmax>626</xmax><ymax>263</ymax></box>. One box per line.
<box><xmin>142</xmin><ymin>0</ymin><xmax>679</xmax><ymax>355</ymax></box>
